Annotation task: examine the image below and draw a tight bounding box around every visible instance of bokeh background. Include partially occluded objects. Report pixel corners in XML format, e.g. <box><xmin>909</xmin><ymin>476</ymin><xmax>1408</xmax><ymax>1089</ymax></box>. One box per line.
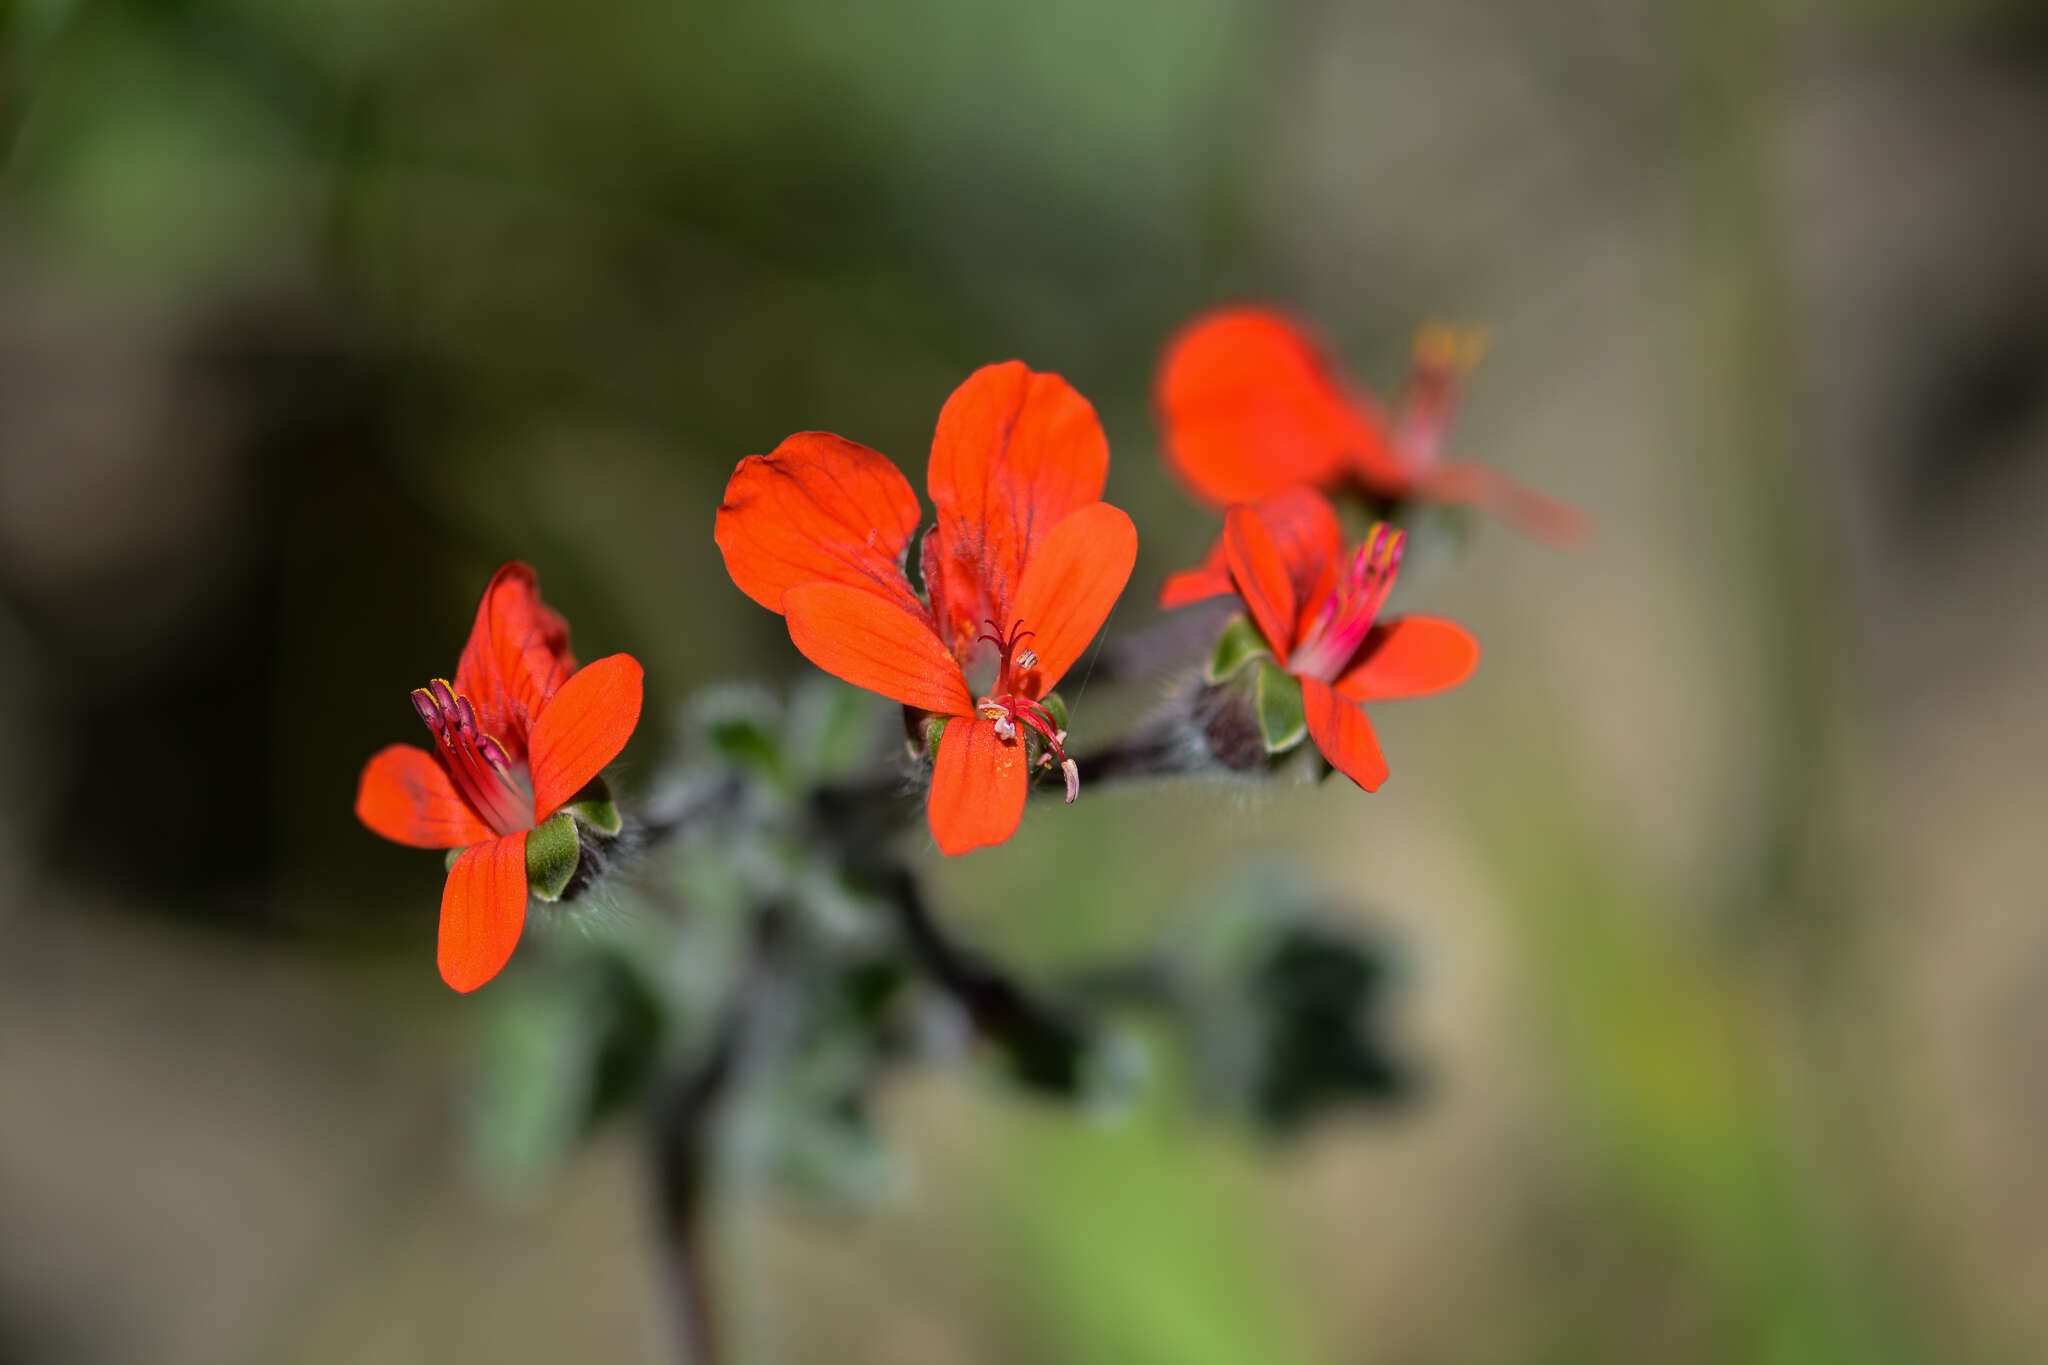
<box><xmin>4</xmin><ymin>0</ymin><xmax>2047</xmax><ymax>1361</ymax></box>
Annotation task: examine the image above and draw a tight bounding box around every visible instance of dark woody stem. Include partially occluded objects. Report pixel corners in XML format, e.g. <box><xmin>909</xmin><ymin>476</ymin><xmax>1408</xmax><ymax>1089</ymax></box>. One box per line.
<box><xmin>649</xmin><ymin>903</ymin><xmax>795</xmax><ymax>1365</ymax></box>
<box><xmin>846</xmin><ymin>857</ymin><xmax>1100</xmax><ymax>1093</ymax></box>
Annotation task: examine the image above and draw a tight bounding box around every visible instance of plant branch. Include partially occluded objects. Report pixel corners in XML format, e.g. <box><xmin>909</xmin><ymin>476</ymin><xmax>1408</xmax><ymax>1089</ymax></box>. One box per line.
<box><xmin>1086</xmin><ymin>600</ymin><xmax>1235</xmax><ymax>683</ymax></box>
<box><xmin>648</xmin><ymin>902</ymin><xmax>794</xmax><ymax>1365</ymax></box>
<box><xmin>847</xmin><ymin>857</ymin><xmax>1101</xmax><ymax>1095</ymax></box>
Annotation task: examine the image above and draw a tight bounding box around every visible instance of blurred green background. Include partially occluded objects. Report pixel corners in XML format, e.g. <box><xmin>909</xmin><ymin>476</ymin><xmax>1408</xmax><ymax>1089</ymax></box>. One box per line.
<box><xmin>4</xmin><ymin>0</ymin><xmax>2047</xmax><ymax>1361</ymax></box>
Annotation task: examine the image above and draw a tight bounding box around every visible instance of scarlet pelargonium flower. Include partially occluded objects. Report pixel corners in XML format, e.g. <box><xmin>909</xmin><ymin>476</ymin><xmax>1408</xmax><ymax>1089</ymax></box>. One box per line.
<box><xmin>1176</xmin><ymin>489</ymin><xmax>1479</xmax><ymax>791</ymax></box>
<box><xmin>1155</xmin><ymin>307</ymin><xmax>1587</xmax><ymax>566</ymax></box>
<box><xmin>715</xmin><ymin>361</ymin><xmax>1137</xmax><ymax>855</ymax></box>
<box><xmin>355</xmin><ymin>564</ymin><xmax>644</xmax><ymax>993</ymax></box>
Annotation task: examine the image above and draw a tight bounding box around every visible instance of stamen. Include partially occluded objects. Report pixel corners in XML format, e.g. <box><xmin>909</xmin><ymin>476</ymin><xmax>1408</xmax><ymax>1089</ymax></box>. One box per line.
<box><xmin>1288</xmin><ymin>524</ymin><xmax>1408</xmax><ymax>682</ymax></box>
<box><xmin>967</xmin><ymin>620</ymin><xmax>1078</xmax><ymax>803</ymax></box>
<box><xmin>412</xmin><ymin>680</ymin><xmax>536</xmax><ymax>837</ymax></box>
<box><xmin>1396</xmin><ymin>324</ymin><xmax>1482</xmax><ymax>473</ymax></box>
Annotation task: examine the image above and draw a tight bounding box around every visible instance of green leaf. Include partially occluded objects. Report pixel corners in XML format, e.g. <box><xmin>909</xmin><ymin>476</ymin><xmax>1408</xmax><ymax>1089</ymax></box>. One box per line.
<box><xmin>469</xmin><ymin>970</ymin><xmax>599</xmax><ymax>1189</ymax></box>
<box><xmin>524</xmin><ymin>811</ymin><xmax>582</xmax><ymax>902</ymax></box>
<box><xmin>1253</xmin><ymin>661</ymin><xmax>1307</xmax><ymax>754</ymax></box>
<box><xmin>559</xmin><ymin>775</ymin><xmax>622</xmax><ymax>836</ymax></box>
<box><xmin>691</xmin><ymin>685</ymin><xmax>786</xmax><ymax>780</ymax></box>
<box><xmin>709</xmin><ymin>713</ymin><xmax>782</xmax><ymax>779</ymax></box>
<box><xmin>1206</xmin><ymin>616</ymin><xmax>1271</xmax><ymax>682</ymax></box>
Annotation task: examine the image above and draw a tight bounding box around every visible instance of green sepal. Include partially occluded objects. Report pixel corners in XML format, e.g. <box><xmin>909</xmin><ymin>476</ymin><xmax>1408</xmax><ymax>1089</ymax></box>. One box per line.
<box><xmin>913</xmin><ymin>713</ymin><xmax>948</xmax><ymax>758</ymax></box>
<box><xmin>524</xmin><ymin>811</ymin><xmax>582</xmax><ymax>902</ymax></box>
<box><xmin>1207</xmin><ymin>616</ymin><xmax>1272</xmax><ymax>683</ymax></box>
<box><xmin>558</xmin><ymin>775</ymin><xmax>622</xmax><ymax>837</ymax></box>
<box><xmin>1037</xmin><ymin>690</ymin><xmax>1069</xmax><ymax>735</ymax></box>
<box><xmin>444</xmin><ymin>847</ymin><xmax>465</xmax><ymax>872</ymax></box>
<box><xmin>1253</xmin><ymin>660</ymin><xmax>1308</xmax><ymax>754</ymax></box>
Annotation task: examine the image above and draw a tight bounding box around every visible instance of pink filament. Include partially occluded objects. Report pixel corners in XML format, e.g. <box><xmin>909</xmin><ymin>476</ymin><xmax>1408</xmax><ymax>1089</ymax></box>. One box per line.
<box><xmin>413</xmin><ymin>680</ymin><xmax>537</xmax><ymax>836</ymax></box>
<box><xmin>1289</xmin><ymin>524</ymin><xmax>1406</xmax><ymax>682</ymax></box>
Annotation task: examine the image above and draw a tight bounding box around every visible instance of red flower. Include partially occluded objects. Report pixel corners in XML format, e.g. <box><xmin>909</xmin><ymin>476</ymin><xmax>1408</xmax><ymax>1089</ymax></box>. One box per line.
<box><xmin>1176</xmin><ymin>489</ymin><xmax>1479</xmax><ymax>791</ymax></box>
<box><xmin>1155</xmin><ymin>307</ymin><xmax>1587</xmax><ymax>554</ymax></box>
<box><xmin>715</xmin><ymin>362</ymin><xmax>1137</xmax><ymax>855</ymax></box>
<box><xmin>355</xmin><ymin>564</ymin><xmax>644</xmax><ymax>992</ymax></box>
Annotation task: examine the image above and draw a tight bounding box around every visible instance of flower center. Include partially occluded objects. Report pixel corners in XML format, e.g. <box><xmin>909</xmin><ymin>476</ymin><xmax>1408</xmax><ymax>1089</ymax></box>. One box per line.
<box><xmin>1290</xmin><ymin>524</ymin><xmax>1406</xmax><ymax>683</ymax></box>
<box><xmin>974</xmin><ymin>618</ymin><xmax>1080</xmax><ymax>804</ymax></box>
<box><xmin>411</xmin><ymin>678</ymin><xmax>537</xmax><ymax>837</ymax></box>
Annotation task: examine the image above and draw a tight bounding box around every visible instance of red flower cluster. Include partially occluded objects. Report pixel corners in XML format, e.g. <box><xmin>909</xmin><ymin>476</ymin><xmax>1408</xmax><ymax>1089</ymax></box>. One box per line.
<box><xmin>359</xmin><ymin>309</ymin><xmax>1562</xmax><ymax>990</ymax></box>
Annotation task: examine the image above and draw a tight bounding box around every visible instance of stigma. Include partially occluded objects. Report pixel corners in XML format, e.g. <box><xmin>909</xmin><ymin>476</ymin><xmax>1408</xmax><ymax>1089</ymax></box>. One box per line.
<box><xmin>411</xmin><ymin>679</ymin><xmax>537</xmax><ymax>836</ymax></box>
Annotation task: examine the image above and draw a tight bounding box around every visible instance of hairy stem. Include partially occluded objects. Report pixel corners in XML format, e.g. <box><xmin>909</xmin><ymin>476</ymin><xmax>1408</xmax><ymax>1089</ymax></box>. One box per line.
<box><xmin>1086</xmin><ymin>600</ymin><xmax>1235</xmax><ymax>683</ymax></box>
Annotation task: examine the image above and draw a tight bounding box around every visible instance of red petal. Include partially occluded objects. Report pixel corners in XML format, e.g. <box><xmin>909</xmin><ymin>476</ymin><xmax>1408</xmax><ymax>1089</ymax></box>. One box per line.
<box><xmin>919</xmin><ymin>525</ymin><xmax>950</xmax><ymax>647</ymax></box>
<box><xmin>357</xmin><ymin>744</ymin><xmax>495</xmax><ymax>849</ymax></box>
<box><xmin>1223</xmin><ymin>504</ymin><xmax>1299</xmax><ymax>662</ymax></box>
<box><xmin>926</xmin><ymin>362</ymin><xmax>1109</xmax><ymax>658</ymax></box>
<box><xmin>1257</xmin><ymin>488</ymin><xmax>1345</xmax><ymax>635</ymax></box>
<box><xmin>1161</xmin><ymin>487</ymin><xmax>1342</xmax><ymax>618</ymax></box>
<box><xmin>1156</xmin><ymin>308</ymin><xmax>1398</xmax><ymax>506</ymax></box>
<box><xmin>1300</xmin><ymin>677</ymin><xmax>1390</xmax><ymax>792</ymax></box>
<box><xmin>1425</xmin><ymin>461</ymin><xmax>1591</xmax><ymax>547</ymax></box>
<box><xmin>528</xmin><ymin>653</ymin><xmax>645</xmax><ymax>819</ymax></box>
<box><xmin>438</xmin><ymin>833</ymin><xmax>529</xmax><ymax>993</ymax></box>
<box><xmin>1336</xmin><ymin>617</ymin><xmax>1480</xmax><ymax>703</ymax></box>
<box><xmin>783</xmin><ymin>582</ymin><xmax>973</xmax><ymax>716</ymax></box>
<box><xmin>714</xmin><ymin>432</ymin><xmax>926</xmax><ymax>615</ymax></box>
<box><xmin>1159</xmin><ymin>538</ymin><xmax>1234</xmax><ymax>609</ymax></box>
<box><xmin>927</xmin><ymin>715</ymin><xmax>1028</xmax><ymax>855</ymax></box>
<box><xmin>453</xmin><ymin>563</ymin><xmax>577</xmax><ymax>748</ymax></box>
<box><xmin>1008</xmin><ymin>502</ymin><xmax>1136</xmax><ymax>692</ymax></box>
